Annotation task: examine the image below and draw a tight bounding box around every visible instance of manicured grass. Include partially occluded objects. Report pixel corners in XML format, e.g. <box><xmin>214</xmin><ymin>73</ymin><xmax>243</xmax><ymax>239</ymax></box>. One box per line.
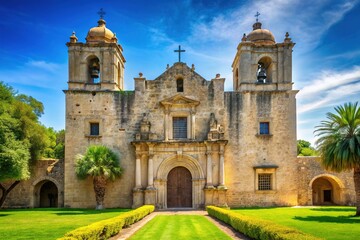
<box><xmin>129</xmin><ymin>215</ymin><xmax>231</xmax><ymax>240</ymax></box>
<box><xmin>0</xmin><ymin>208</ymin><xmax>130</xmax><ymax>240</ymax></box>
<box><xmin>232</xmin><ymin>206</ymin><xmax>359</xmax><ymax>240</ymax></box>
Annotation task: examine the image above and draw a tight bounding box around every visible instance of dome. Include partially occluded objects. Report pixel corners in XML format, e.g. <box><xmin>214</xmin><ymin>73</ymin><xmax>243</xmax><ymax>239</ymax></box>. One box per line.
<box><xmin>86</xmin><ymin>19</ymin><xmax>117</xmax><ymax>43</ymax></box>
<box><xmin>246</xmin><ymin>22</ymin><xmax>275</xmax><ymax>45</ymax></box>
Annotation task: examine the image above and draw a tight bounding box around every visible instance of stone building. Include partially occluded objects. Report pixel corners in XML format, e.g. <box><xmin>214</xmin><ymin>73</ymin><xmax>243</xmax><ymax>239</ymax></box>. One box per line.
<box><xmin>1</xmin><ymin>17</ymin><xmax>355</xmax><ymax>209</ymax></box>
<box><xmin>2</xmin><ymin>159</ymin><xmax>64</xmax><ymax>208</ymax></box>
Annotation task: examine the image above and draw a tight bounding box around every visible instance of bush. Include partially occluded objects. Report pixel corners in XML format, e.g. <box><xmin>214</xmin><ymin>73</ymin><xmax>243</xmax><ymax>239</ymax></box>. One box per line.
<box><xmin>207</xmin><ymin>206</ymin><xmax>323</xmax><ymax>240</ymax></box>
<box><xmin>58</xmin><ymin>205</ymin><xmax>155</xmax><ymax>240</ymax></box>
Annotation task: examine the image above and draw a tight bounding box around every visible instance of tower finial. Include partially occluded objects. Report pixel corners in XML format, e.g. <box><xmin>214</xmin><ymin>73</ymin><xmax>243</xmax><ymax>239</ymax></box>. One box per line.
<box><xmin>97</xmin><ymin>8</ymin><xmax>106</xmax><ymax>19</ymax></box>
<box><xmin>255</xmin><ymin>11</ymin><xmax>260</xmax><ymax>22</ymax></box>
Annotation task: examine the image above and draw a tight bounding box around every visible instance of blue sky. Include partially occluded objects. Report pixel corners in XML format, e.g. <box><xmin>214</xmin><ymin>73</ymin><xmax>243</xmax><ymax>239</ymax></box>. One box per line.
<box><xmin>1</xmin><ymin>0</ymin><xmax>359</xmax><ymax>145</ymax></box>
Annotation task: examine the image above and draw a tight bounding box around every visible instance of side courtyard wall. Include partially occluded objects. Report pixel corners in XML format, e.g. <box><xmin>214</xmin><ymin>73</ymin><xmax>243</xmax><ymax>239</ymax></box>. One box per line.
<box><xmin>297</xmin><ymin>156</ymin><xmax>355</xmax><ymax>205</ymax></box>
<box><xmin>1</xmin><ymin>159</ymin><xmax>64</xmax><ymax>208</ymax></box>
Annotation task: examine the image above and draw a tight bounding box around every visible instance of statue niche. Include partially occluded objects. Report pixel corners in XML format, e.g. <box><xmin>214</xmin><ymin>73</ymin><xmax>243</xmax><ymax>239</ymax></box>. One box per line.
<box><xmin>135</xmin><ymin>113</ymin><xmax>157</xmax><ymax>140</ymax></box>
<box><xmin>207</xmin><ymin>113</ymin><xmax>224</xmax><ymax>140</ymax></box>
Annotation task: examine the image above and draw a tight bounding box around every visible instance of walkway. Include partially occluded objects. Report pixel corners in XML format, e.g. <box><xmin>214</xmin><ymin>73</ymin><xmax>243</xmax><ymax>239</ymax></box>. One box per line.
<box><xmin>109</xmin><ymin>209</ymin><xmax>252</xmax><ymax>240</ymax></box>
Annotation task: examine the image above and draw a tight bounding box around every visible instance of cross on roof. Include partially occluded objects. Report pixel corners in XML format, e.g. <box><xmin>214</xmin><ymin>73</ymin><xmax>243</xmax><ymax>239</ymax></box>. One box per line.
<box><xmin>255</xmin><ymin>11</ymin><xmax>260</xmax><ymax>22</ymax></box>
<box><xmin>98</xmin><ymin>8</ymin><xmax>106</xmax><ymax>19</ymax></box>
<box><xmin>174</xmin><ymin>45</ymin><xmax>185</xmax><ymax>62</ymax></box>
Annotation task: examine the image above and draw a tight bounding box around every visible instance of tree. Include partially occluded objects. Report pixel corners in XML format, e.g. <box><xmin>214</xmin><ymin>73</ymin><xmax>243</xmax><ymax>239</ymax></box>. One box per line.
<box><xmin>297</xmin><ymin>139</ymin><xmax>317</xmax><ymax>156</ymax></box>
<box><xmin>0</xmin><ymin>81</ymin><xmax>50</xmax><ymax>207</ymax></box>
<box><xmin>75</xmin><ymin>145</ymin><xmax>123</xmax><ymax>209</ymax></box>
<box><xmin>43</xmin><ymin>128</ymin><xmax>65</xmax><ymax>159</ymax></box>
<box><xmin>0</xmin><ymin>117</ymin><xmax>30</xmax><ymax>206</ymax></box>
<box><xmin>314</xmin><ymin>102</ymin><xmax>360</xmax><ymax>216</ymax></box>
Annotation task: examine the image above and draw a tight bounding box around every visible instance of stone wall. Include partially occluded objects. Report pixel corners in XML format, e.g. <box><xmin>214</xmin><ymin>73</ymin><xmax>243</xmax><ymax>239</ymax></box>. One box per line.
<box><xmin>297</xmin><ymin>156</ymin><xmax>355</xmax><ymax>206</ymax></box>
<box><xmin>64</xmin><ymin>90</ymin><xmax>136</xmax><ymax>208</ymax></box>
<box><xmin>223</xmin><ymin>90</ymin><xmax>298</xmax><ymax>207</ymax></box>
<box><xmin>2</xmin><ymin>159</ymin><xmax>64</xmax><ymax>208</ymax></box>
<box><xmin>63</xmin><ymin>63</ymin><xmax>229</xmax><ymax>208</ymax></box>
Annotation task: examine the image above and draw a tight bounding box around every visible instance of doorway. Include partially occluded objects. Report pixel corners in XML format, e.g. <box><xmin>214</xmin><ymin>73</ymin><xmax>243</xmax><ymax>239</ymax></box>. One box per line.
<box><xmin>167</xmin><ymin>167</ymin><xmax>192</xmax><ymax>208</ymax></box>
<box><xmin>39</xmin><ymin>181</ymin><xmax>58</xmax><ymax>207</ymax></box>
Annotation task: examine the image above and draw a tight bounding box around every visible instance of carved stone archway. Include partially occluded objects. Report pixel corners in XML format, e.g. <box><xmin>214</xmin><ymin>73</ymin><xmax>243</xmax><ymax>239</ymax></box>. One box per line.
<box><xmin>155</xmin><ymin>154</ymin><xmax>205</xmax><ymax>209</ymax></box>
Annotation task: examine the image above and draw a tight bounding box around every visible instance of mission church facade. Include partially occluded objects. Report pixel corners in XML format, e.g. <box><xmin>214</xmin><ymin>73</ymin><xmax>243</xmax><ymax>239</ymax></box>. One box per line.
<box><xmin>2</xmin><ymin>16</ymin><xmax>356</xmax><ymax>209</ymax></box>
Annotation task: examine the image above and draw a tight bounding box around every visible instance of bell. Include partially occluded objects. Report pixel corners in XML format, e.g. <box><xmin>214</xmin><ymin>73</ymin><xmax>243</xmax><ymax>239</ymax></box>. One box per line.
<box><xmin>257</xmin><ymin>72</ymin><xmax>266</xmax><ymax>83</ymax></box>
<box><xmin>90</xmin><ymin>68</ymin><xmax>99</xmax><ymax>78</ymax></box>
<box><xmin>257</xmin><ymin>63</ymin><xmax>266</xmax><ymax>83</ymax></box>
<box><xmin>90</xmin><ymin>62</ymin><xmax>100</xmax><ymax>79</ymax></box>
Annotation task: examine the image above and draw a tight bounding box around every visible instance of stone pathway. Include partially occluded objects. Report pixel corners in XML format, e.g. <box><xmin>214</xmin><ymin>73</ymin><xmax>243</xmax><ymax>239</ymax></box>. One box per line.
<box><xmin>109</xmin><ymin>209</ymin><xmax>252</xmax><ymax>240</ymax></box>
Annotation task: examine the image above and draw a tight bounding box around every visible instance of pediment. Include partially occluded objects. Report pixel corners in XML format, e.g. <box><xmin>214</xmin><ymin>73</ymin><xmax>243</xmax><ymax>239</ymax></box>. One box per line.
<box><xmin>160</xmin><ymin>94</ymin><xmax>200</xmax><ymax>107</ymax></box>
<box><xmin>154</xmin><ymin>62</ymin><xmax>207</xmax><ymax>82</ymax></box>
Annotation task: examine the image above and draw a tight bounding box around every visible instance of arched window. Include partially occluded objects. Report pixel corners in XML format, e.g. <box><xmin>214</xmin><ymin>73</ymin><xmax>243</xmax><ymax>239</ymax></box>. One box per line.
<box><xmin>117</xmin><ymin>62</ymin><xmax>121</xmax><ymax>88</ymax></box>
<box><xmin>87</xmin><ymin>57</ymin><xmax>100</xmax><ymax>84</ymax></box>
<box><xmin>257</xmin><ymin>57</ymin><xmax>272</xmax><ymax>83</ymax></box>
<box><xmin>235</xmin><ymin>68</ymin><xmax>239</xmax><ymax>90</ymax></box>
<box><xmin>176</xmin><ymin>78</ymin><xmax>184</xmax><ymax>92</ymax></box>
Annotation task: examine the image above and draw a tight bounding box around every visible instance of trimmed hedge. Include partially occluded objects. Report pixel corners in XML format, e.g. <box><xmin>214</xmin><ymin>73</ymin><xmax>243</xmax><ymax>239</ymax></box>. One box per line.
<box><xmin>207</xmin><ymin>206</ymin><xmax>323</xmax><ymax>240</ymax></box>
<box><xmin>57</xmin><ymin>205</ymin><xmax>155</xmax><ymax>240</ymax></box>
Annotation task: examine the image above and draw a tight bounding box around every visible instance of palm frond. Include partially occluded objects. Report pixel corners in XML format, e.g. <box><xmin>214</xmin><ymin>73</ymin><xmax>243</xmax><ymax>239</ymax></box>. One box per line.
<box><xmin>314</xmin><ymin>102</ymin><xmax>360</xmax><ymax>172</ymax></box>
<box><xmin>75</xmin><ymin>145</ymin><xmax>123</xmax><ymax>180</ymax></box>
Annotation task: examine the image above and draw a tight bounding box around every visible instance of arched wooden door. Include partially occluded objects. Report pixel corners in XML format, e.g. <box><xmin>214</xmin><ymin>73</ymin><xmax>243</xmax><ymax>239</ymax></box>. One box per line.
<box><xmin>167</xmin><ymin>167</ymin><xmax>192</xmax><ymax>208</ymax></box>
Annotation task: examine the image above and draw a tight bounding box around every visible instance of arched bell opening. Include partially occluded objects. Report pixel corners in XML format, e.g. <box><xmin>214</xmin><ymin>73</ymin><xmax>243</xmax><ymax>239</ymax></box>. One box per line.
<box><xmin>234</xmin><ymin>68</ymin><xmax>239</xmax><ymax>90</ymax></box>
<box><xmin>117</xmin><ymin>62</ymin><xmax>122</xmax><ymax>89</ymax></box>
<box><xmin>87</xmin><ymin>56</ymin><xmax>101</xmax><ymax>84</ymax></box>
<box><xmin>257</xmin><ymin>56</ymin><xmax>272</xmax><ymax>83</ymax></box>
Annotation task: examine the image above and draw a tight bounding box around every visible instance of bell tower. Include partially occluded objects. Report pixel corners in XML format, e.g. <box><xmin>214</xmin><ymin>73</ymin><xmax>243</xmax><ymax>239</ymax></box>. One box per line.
<box><xmin>66</xmin><ymin>15</ymin><xmax>125</xmax><ymax>91</ymax></box>
<box><xmin>232</xmin><ymin>20</ymin><xmax>295</xmax><ymax>91</ymax></box>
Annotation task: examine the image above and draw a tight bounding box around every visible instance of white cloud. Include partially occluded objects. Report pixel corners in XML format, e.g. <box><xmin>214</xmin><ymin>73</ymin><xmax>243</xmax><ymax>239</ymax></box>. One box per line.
<box><xmin>187</xmin><ymin>0</ymin><xmax>358</xmax><ymax>52</ymax></box>
<box><xmin>148</xmin><ymin>27</ymin><xmax>176</xmax><ymax>46</ymax></box>
<box><xmin>26</xmin><ymin>60</ymin><xmax>62</xmax><ymax>72</ymax></box>
<box><xmin>297</xmin><ymin>66</ymin><xmax>360</xmax><ymax>114</ymax></box>
<box><xmin>326</xmin><ymin>49</ymin><xmax>360</xmax><ymax>60</ymax></box>
<box><xmin>298</xmin><ymin>66</ymin><xmax>360</xmax><ymax>98</ymax></box>
<box><xmin>299</xmin><ymin>82</ymin><xmax>360</xmax><ymax>113</ymax></box>
<box><xmin>0</xmin><ymin>60</ymin><xmax>67</xmax><ymax>90</ymax></box>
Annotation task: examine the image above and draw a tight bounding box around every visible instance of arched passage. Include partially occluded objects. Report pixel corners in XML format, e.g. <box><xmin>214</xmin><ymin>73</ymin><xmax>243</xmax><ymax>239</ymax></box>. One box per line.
<box><xmin>33</xmin><ymin>179</ymin><xmax>59</xmax><ymax>208</ymax></box>
<box><xmin>310</xmin><ymin>174</ymin><xmax>344</xmax><ymax>205</ymax></box>
<box><xmin>167</xmin><ymin>166</ymin><xmax>192</xmax><ymax>208</ymax></box>
<box><xmin>40</xmin><ymin>181</ymin><xmax>58</xmax><ymax>207</ymax></box>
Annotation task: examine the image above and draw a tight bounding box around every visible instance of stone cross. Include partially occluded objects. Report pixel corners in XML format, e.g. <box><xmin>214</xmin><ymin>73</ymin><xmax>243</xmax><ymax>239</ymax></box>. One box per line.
<box><xmin>174</xmin><ymin>45</ymin><xmax>185</xmax><ymax>62</ymax></box>
<box><xmin>98</xmin><ymin>8</ymin><xmax>106</xmax><ymax>19</ymax></box>
<box><xmin>255</xmin><ymin>11</ymin><xmax>260</xmax><ymax>22</ymax></box>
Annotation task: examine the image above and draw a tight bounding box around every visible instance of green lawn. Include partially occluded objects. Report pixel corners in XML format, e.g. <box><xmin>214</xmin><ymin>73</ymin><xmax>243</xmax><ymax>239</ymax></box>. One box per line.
<box><xmin>232</xmin><ymin>206</ymin><xmax>360</xmax><ymax>240</ymax></box>
<box><xmin>0</xmin><ymin>208</ymin><xmax>130</xmax><ymax>240</ymax></box>
<box><xmin>129</xmin><ymin>215</ymin><xmax>231</xmax><ymax>240</ymax></box>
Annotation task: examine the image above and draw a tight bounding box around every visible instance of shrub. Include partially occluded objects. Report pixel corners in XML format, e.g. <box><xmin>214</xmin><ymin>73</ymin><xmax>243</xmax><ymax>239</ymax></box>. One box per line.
<box><xmin>206</xmin><ymin>206</ymin><xmax>323</xmax><ymax>240</ymax></box>
<box><xmin>58</xmin><ymin>205</ymin><xmax>155</xmax><ymax>240</ymax></box>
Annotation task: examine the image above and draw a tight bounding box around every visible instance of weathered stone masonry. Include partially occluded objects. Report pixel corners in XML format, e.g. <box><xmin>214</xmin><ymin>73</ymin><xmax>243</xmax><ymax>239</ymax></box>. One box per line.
<box><xmin>1</xmin><ymin>17</ymin><xmax>356</xmax><ymax>209</ymax></box>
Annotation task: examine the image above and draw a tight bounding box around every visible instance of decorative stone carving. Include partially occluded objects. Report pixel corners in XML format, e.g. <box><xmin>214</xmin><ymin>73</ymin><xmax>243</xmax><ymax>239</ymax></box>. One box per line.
<box><xmin>135</xmin><ymin>113</ymin><xmax>157</xmax><ymax>140</ymax></box>
<box><xmin>207</xmin><ymin>113</ymin><xmax>225</xmax><ymax>140</ymax></box>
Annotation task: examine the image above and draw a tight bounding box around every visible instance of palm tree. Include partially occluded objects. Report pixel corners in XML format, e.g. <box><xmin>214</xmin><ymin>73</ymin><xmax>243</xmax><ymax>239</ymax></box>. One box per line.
<box><xmin>75</xmin><ymin>145</ymin><xmax>122</xmax><ymax>209</ymax></box>
<box><xmin>314</xmin><ymin>102</ymin><xmax>360</xmax><ymax>216</ymax></box>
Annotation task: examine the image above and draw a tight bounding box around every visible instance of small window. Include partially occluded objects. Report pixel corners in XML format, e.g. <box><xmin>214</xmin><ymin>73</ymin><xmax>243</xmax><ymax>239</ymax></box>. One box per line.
<box><xmin>258</xmin><ymin>173</ymin><xmax>272</xmax><ymax>190</ymax></box>
<box><xmin>90</xmin><ymin>123</ymin><xmax>99</xmax><ymax>136</ymax></box>
<box><xmin>259</xmin><ymin>122</ymin><xmax>269</xmax><ymax>135</ymax></box>
<box><xmin>177</xmin><ymin>79</ymin><xmax>184</xmax><ymax>92</ymax></box>
<box><xmin>173</xmin><ymin>117</ymin><xmax>187</xmax><ymax>139</ymax></box>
